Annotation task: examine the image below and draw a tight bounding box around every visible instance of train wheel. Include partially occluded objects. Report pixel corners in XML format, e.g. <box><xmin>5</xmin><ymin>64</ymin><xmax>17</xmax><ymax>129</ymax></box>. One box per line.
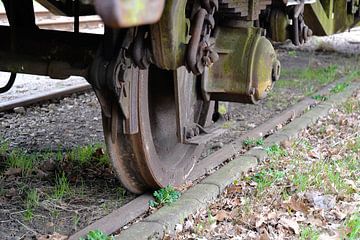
<box><xmin>102</xmin><ymin>66</ymin><xmax>211</xmax><ymax>194</ymax></box>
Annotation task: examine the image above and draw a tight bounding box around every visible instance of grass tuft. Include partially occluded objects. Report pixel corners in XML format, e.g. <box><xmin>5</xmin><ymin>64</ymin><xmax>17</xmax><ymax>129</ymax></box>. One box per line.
<box><xmin>23</xmin><ymin>189</ymin><xmax>40</xmax><ymax>221</ymax></box>
<box><xmin>53</xmin><ymin>172</ymin><xmax>71</xmax><ymax>200</ymax></box>
<box><xmin>80</xmin><ymin>230</ymin><xmax>114</xmax><ymax>240</ymax></box>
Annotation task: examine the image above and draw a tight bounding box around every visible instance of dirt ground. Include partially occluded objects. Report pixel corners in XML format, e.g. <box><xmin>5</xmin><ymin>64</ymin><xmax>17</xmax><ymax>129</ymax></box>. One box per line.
<box><xmin>0</xmin><ymin>47</ymin><xmax>360</xmax><ymax>239</ymax></box>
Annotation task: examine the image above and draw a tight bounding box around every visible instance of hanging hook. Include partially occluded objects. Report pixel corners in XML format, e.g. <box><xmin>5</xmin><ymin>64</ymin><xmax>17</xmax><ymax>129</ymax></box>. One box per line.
<box><xmin>0</xmin><ymin>73</ymin><xmax>16</xmax><ymax>94</ymax></box>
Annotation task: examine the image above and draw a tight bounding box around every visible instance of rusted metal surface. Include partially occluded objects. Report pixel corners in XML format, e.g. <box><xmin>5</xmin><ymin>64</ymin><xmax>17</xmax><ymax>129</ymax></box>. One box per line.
<box><xmin>187</xmin><ymin>0</ymin><xmax>219</xmax><ymax>75</ymax></box>
<box><xmin>94</xmin><ymin>0</ymin><xmax>165</xmax><ymax>28</ymax></box>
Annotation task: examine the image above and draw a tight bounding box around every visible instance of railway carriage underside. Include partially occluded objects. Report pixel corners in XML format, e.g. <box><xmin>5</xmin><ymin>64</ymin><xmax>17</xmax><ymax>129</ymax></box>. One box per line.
<box><xmin>1</xmin><ymin>0</ymin><xmax>359</xmax><ymax>193</ymax></box>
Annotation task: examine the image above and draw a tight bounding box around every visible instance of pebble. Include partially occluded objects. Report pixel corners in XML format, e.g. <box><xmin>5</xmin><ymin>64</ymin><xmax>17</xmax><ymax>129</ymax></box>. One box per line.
<box><xmin>13</xmin><ymin>107</ymin><xmax>25</xmax><ymax>114</ymax></box>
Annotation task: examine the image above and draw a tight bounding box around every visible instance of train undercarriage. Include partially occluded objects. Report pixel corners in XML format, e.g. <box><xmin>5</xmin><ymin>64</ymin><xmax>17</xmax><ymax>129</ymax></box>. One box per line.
<box><xmin>1</xmin><ymin>0</ymin><xmax>359</xmax><ymax>193</ymax></box>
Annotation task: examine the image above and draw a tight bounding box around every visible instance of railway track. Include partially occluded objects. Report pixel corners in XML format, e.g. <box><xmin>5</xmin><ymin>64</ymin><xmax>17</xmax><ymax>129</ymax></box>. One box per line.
<box><xmin>0</xmin><ymin>83</ymin><xmax>92</xmax><ymax>112</ymax></box>
<box><xmin>0</xmin><ymin>10</ymin><xmax>102</xmax><ymax>31</ymax></box>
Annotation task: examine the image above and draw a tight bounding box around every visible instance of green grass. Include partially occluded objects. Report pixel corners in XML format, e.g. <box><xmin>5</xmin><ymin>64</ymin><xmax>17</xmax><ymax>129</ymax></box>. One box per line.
<box><xmin>23</xmin><ymin>189</ymin><xmax>40</xmax><ymax>221</ymax></box>
<box><xmin>300</xmin><ymin>226</ymin><xmax>320</xmax><ymax>240</ymax></box>
<box><xmin>276</xmin><ymin>65</ymin><xmax>339</xmax><ymax>96</ymax></box>
<box><xmin>243</xmin><ymin>138</ymin><xmax>264</xmax><ymax>148</ymax></box>
<box><xmin>252</xmin><ymin>169</ymin><xmax>285</xmax><ymax>194</ymax></box>
<box><xmin>0</xmin><ymin>140</ymin><xmax>9</xmax><ymax>155</ymax></box>
<box><xmin>53</xmin><ymin>172</ymin><xmax>71</xmax><ymax>200</ymax></box>
<box><xmin>288</xmin><ymin>50</ymin><xmax>297</xmax><ymax>57</ymax></box>
<box><xmin>6</xmin><ymin>150</ymin><xmax>37</xmax><ymax>172</ymax></box>
<box><xmin>330</xmin><ymin>82</ymin><xmax>349</xmax><ymax>94</ymax></box>
<box><xmin>265</xmin><ymin>144</ymin><xmax>288</xmax><ymax>157</ymax></box>
<box><xmin>80</xmin><ymin>230</ymin><xmax>114</xmax><ymax>240</ymax></box>
<box><xmin>67</xmin><ymin>144</ymin><xmax>110</xmax><ymax>167</ymax></box>
<box><xmin>312</xmin><ymin>94</ymin><xmax>328</xmax><ymax>101</ymax></box>
<box><xmin>343</xmin><ymin>213</ymin><xmax>360</xmax><ymax>240</ymax></box>
<box><xmin>149</xmin><ymin>185</ymin><xmax>181</xmax><ymax>207</ymax></box>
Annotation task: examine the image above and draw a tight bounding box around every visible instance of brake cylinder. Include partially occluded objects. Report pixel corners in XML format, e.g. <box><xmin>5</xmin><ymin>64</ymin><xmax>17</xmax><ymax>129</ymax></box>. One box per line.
<box><xmin>202</xmin><ymin>26</ymin><xmax>281</xmax><ymax>103</ymax></box>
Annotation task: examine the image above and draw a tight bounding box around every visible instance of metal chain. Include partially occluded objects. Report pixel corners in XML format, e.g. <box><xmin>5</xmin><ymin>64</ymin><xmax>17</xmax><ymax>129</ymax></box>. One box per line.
<box><xmin>187</xmin><ymin>0</ymin><xmax>219</xmax><ymax>75</ymax></box>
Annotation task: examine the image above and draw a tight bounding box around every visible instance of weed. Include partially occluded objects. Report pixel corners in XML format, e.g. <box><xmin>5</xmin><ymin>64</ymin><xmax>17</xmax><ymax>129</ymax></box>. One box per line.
<box><xmin>68</xmin><ymin>144</ymin><xmax>110</xmax><ymax>167</ymax></box>
<box><xmin>53</xmin><ymin>172</ymin><xmax>71</xmax><ymax>200</ymax></box>
<box><xmin>292</xmin><ymin>173</ymin><xmax>310</xmax><ymax>192</ymax></box>
<box><xmin>243</xmin><ymin>138</ymin><xmax>264</xmax><ymax>147</ymax></box>
<box><xmin>266</xmin><ymin>144</ymin><xmax>288</xmax><ymax>157</ymax></box>
<box><xmin>330</xmin><ymin>82</ymin><xmax>349</xmax><ymax>94</ymax></box>
<box><xmin>23</xmin><ymin>189</ymin><xmax>40</xmax><ymax>221</ymax></box>
<box><xmin>117</xmin><ymin>187</ymin><xmax>127</xmax><ymax>201</ymax></box>
<box><xmin>300</xmin><ymin>226</ymin><xmax>319</xmax><ymax>240</ymax></box>
<box><xmin>312</xmin><ymin>94</ymin><xmax>328</xmax><ymax>101</ymax></box>
<box><xmin>0</xmin><ymin>140</ymin><xmax>9</xmax><ymax>155</ymax></box>
<box><xmin>288</xmin><ymin>50</ymin><xmax>297</xmax><ymax>57</ymax></box>
<box><xmin>149</xmin><ymin>185</ymin><xmax>181</xmax><ymax>207</ymax></box>
<box><xmin>80</xmin><ymin>230</ymin><xmax>114</xmax><ymax>240</ymax></box>
<box><xmin>7</xmin><ymin>149</ymin><xmax>37</xmax><ymax>172</ymax></box>
<box><xmin>252</xmin><ymin>169</ymin><xmax>285</xmax><ymax>193</ymax></box>
<box><xmin>343</xmin><ymin>213</ymin><xmax>360</xmax><ymax>240</ymax></box>
<box><xmin>218</xmin><ymin>103</ymin><xmax>228</xmax><ymax>115</ymax></box>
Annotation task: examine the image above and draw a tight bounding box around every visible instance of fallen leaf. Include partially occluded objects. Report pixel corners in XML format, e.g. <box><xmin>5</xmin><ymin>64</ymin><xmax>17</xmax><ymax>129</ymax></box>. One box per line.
<box><xmin>215</xmin><ymin>210</ymin><xmax>230</xmax><ymax>222</ymax></box>
<box><xmin>306</xmin><ymin>216</ymin><xmax>324</xmax><ymax>227</ymax></box>
<box><xmin>279</xmin><ymin>217</ymin><xmax>300</xmax><ymax>235</ymax></box>
<box><xmin>226</xmin><ymin>185</ymin><xmax>242</xmax><ymax>194</ymax></box>
<box><xmin>259</xmin><ymin>229</ymin><xmax>270</xmax><ymax>240</ymax></box>
<box><xmin>285</xmin><ymin>196</ymin><xmax>310</xmax><ymax>214</ymax></box>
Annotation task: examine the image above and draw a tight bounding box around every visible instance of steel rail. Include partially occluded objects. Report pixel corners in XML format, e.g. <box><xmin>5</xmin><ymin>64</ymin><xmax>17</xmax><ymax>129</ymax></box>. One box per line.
<box><xmin>0</xmin><ymin>83</ymin><xmax>92</xmax><ymax>112</ymax></box>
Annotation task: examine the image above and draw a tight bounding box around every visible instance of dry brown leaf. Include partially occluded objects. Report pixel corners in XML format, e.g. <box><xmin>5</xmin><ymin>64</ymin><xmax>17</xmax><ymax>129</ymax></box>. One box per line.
<box><xmin>279</xmin><ymin>217</ymin><xmax>300</xmax><ymax>235</ymax></box>
<box><xmin>285</xmin><ymin>196</ymin><xmax>310</xmax><ymax>214</ymax></box>
<box><xmin>259</xmin><ymin>229</ymin><xmax>271</xmax><ymax>240</ymax></box>
<box><xmin>306</xmin><ymin>216</ymin><xmax>324</xmax><ymax>227</ymax></box>
<box><xmin>226</xmin><ymin>185</ymin><xmax>242</xmax><ymax>194</ymax></box>
<box><xmin>215</xmin><ymin>210</ymin><xmax>230</xmax><ymax>222</ymax></box>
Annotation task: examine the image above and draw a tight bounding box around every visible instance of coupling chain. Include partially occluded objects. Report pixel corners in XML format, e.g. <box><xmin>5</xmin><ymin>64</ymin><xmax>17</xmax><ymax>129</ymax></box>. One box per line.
<box><xmin>187</xmin><ymin>0</ymin><xmax>219</xmax><ymax>75</ymax></box>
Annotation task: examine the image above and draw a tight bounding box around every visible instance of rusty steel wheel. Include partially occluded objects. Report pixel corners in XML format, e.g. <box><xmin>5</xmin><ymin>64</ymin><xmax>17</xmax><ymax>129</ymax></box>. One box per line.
<box><xmin>102</xmin><ymin>66</ymin><xmax>212</xmax><ymax>194</ymax></box>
